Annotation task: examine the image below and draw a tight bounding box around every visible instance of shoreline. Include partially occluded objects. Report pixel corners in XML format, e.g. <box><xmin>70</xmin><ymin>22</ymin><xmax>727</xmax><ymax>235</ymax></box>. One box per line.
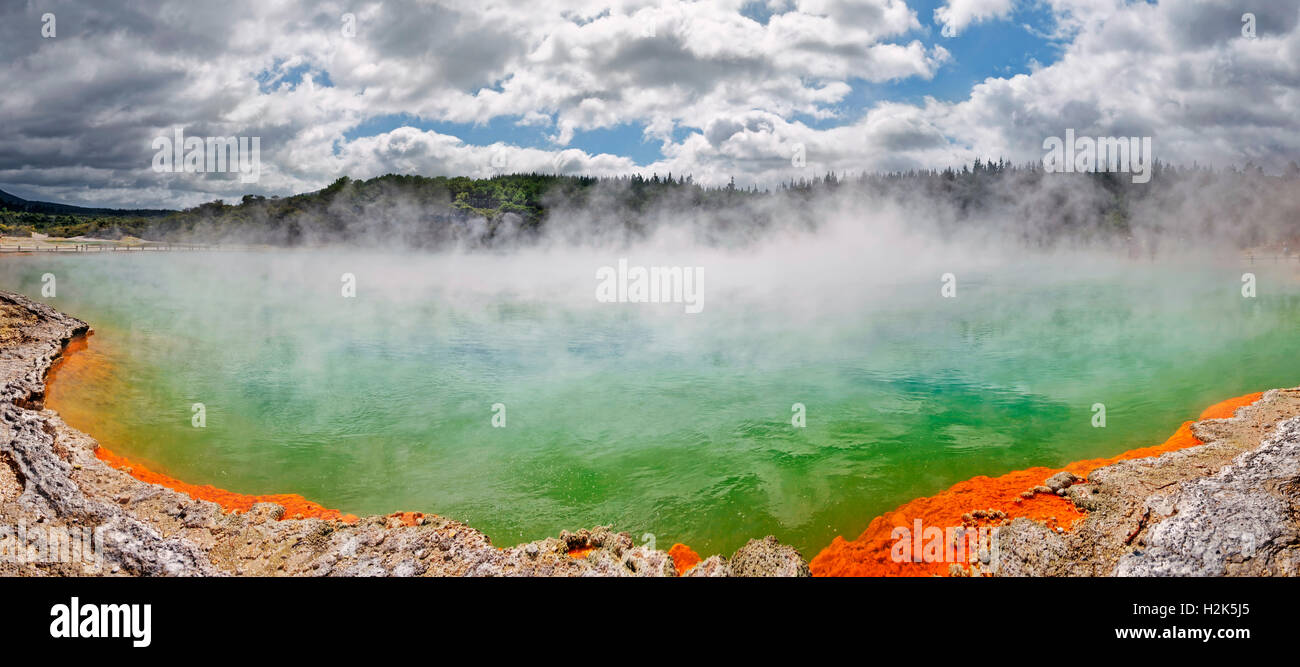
<box><xmin>43</xmin><ymin>332</ymin><xmax>363</xmax><ymax>525</ymax></box>
<box><xmin>3</xmin><ymin>289</ymin><xmax>1298</xmax><ymax>576</ymax></box>
<box><xmin>808</xmin><ymin>391</ymin><xmax>1283</xmax><ymax>576</ymax></box>
<box><xmin>1</xmin><ymin>290</ymin><xmax>803</xmax><ymax>576</ymax></box>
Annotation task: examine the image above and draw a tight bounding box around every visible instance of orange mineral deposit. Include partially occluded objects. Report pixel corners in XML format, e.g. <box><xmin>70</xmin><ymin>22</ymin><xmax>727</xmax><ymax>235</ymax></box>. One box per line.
<box><xmin>668</xmin><ymin>543</ymin><xmax>702</xmax><ymax>575</ymax></box>
<box><xmin>49</xmin><ymin>333</ymin><xmax>358</xmax><ymax>524</ymax></box>
<box><xmin>810</xmin><ymin>392</ymin><xmax>1263</xmax><ymax>577</ymax></box>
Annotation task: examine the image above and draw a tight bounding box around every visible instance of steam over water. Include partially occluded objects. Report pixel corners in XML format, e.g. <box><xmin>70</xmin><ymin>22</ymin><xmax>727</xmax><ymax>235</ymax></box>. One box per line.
<box><xmin>4</xmin><ymin>248</ymin><xmax>1299</xmax><ymax>556</ymax></box>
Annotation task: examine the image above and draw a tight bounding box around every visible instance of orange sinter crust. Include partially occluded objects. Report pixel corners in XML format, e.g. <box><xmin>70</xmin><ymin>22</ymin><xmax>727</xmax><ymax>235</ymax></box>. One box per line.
<box><xmin>808</xmin><ymin>392</ymin><xmax>1264</xmax><ymax>577</ymax></box>
<box><xmin>48</xmin><ymin>333</ymin><xmax>358</xmax><ymax>524</ymax></box>
<box><xmin>46</xmin><ymin>334</ymin><xmax>1266</xmax><ymax>568</ymax></box>
<box><xmin>93</xmin><ymin>446</ymin><xmax>358</xmax><ymax>523</ymax></box>
<box><xmin>668</xmin><ymin>543</ymin><xmax>702</xmax><ymax>575</ymax></box>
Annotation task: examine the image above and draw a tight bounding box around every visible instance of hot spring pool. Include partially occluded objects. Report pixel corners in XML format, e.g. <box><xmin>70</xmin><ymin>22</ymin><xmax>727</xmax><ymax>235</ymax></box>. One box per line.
<box><xmin>2</xmin><ymin>249</ymin><xmax>1298</xmax><ymax>556</ymax></box>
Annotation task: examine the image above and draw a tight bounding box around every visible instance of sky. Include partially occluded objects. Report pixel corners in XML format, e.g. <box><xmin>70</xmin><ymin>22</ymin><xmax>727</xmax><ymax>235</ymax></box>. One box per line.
<box><xmin>0</xmin><ymin>0</ymin><xmax>1297</xmax><ymax>209</ymax></box>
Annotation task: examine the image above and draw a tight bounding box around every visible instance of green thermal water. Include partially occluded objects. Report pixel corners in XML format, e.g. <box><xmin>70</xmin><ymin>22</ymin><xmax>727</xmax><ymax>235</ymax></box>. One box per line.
<box><xmin>2</xmin><ymin>251</ymin><xmax>1297</xmax><ymax>557</ymax></box>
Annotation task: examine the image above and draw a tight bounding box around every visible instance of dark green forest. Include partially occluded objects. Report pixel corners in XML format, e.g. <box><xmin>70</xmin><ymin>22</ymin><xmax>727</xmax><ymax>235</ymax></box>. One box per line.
<box><xmin>4</xmin><ymin>159</ymin><xmax>1299</xmax><ymax>248</ymax></box>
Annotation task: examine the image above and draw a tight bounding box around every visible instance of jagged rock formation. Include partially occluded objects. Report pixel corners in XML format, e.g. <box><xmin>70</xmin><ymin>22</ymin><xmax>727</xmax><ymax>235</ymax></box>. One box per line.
<box><xmin>993</xmin><ymin>388</ymin><xmax>1300</xmax><ymax>576</ymax></box>
<box><xmin>1117</xmin><ymin>416</ymin><xmax>1300</xmax><ymax>575</ymax></box>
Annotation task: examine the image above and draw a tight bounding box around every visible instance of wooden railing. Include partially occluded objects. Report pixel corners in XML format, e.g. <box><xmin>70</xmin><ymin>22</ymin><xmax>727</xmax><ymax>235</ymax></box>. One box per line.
<box><xmin>0</xmin><ymin>243</ymin><xmax>255</xmax><ymax>253</ymax></box>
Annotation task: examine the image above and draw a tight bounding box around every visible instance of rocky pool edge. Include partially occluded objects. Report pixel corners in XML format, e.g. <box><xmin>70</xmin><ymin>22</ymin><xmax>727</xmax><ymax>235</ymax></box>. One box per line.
<box><xmin>0</xmin><ymin>289</ymin><xmax>805</xmax><ymax>576</ymax></box>
<box><xmin>3</xmin><ymin>289</ymin><xmax>1297</xmax><ymax>577</ymax></box>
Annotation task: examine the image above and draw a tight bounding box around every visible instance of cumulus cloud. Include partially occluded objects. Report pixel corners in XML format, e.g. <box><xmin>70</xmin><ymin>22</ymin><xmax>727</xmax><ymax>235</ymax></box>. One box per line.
<box><xmin>932</xmin><ymin>0</ymin><xmax>1300</xmax><ymax>169</ymax></box>
<box><xmin>337</xmin><ymin>127</ymin><xmax>641</xmax><ymax>179</ymax></box>
<box><xmin>934</xmin><ymin>0</ymin><xmax>1015</xmax><ymax>37</ymax></box>
<box><xmin>0</xmin><ymin>0</ymin><xmax>1297</xmax><ymax>208</ymax></box>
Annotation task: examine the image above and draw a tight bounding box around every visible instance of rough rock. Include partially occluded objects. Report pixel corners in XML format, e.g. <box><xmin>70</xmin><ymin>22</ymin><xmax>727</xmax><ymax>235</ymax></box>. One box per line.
<box><xmin>730</xmin><ymin>535</ymin><xmax>810</xmax><ymax>577</ymax></box>
<box><xmin>991</xmin><ymin>387</ymin><xmax>1300</xmax><ymax>576</ymax></box>
<box><xmin>1044</xmin><ymin>471</ymin><xmax>1080</xmax><ymax>492</ymax></box>
<box><xmin>1116</xmin><ymin>416</ymin><xmax>1300</xmax><ymax>576</ymax></box>
<box><xmin>684</xmin><ymin>555</ymin><xmax>733</xmax><ymax>577</ymax></box>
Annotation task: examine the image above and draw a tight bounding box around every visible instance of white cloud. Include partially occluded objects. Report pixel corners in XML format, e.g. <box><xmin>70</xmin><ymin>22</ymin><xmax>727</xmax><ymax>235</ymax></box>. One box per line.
<box><xmin>934</xmin><ymin>0</ymin><xmax>1015</xmax><ymax>37</ymax></box>
<box><xmin>927</xmin><ymin>0</ymin><xmax>1300</xmax><ymax>170</ymax></box>
<box><xmin>1</xmin><ymin>0</ymin><xmax>1298</xmax><ymax>207</ymax></box>
<box><xmin>337</xmin><ymin>127</ymin><xmax>642</xmax><ymax>180</ymax></box>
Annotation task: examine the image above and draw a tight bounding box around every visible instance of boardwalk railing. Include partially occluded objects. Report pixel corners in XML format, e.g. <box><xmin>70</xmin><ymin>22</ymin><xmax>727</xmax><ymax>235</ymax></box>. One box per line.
<box><xmin>0</xmin><ymin>243</ymin><xmax>255</xmax><ymax>253</ymax></box>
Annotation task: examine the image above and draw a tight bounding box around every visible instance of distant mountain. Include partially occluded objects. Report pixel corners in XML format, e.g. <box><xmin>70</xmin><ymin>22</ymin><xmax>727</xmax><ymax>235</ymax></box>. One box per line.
<box><xmin>0</xmin><ymin>188</ymin><xmax>172</xmax><ymax>217</ymax></box>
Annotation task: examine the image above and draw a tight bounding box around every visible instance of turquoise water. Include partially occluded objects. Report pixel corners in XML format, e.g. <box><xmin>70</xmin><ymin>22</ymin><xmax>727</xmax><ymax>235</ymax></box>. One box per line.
<box><xmin>2</xmin><ymin>249</ymin><xmax>1298</xmax><ymax>557</ymax></box>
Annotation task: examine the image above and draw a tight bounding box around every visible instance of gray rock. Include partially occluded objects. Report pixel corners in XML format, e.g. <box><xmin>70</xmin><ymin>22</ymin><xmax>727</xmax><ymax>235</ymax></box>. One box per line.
<box><xmin>1117</xmin><ymin>416</ymin><xmax>1300</xmax><ymax>576</ymax></box>
<box><xmin>730</xmin><ymin>535</ymin><xmax>810</xmax><ymax>577</ymax></box>
<box><xmin>684</xmin><ymin>555</ymin><xmax>733</xmax><ymax>577</ymax></box>
<box><xmin>1044</xmin><ymin>471</ymin><xmax>1081</xmax><ymax>492</ymax></box>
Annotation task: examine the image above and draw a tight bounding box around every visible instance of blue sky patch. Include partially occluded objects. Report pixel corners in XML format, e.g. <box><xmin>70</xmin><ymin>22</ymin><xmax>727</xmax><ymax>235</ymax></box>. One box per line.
<box><xmin>337</xmin><ymin>1</ymin><xmax>1065</xmax><ymax>166</ymax></box>
<box><xmin>257</xmin><ymin>60</ymin><xmax>334</xmax><ymax>93</ymax></box>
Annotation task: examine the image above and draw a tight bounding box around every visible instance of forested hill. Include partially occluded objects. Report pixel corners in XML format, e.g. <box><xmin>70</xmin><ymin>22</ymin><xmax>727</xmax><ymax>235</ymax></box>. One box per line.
<box><xmin>0</xmin><ymin>188</ymin><xmax>170</xmax><ymax>219</ymax></box>
<box><xmin>3</xmin><ymin>161</ymin><xmax>1298</xmax><ymax>248</ymax></box>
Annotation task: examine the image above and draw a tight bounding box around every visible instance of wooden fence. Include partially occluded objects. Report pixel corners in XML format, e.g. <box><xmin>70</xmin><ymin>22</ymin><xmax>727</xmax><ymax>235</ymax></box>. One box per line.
<box><xmin>0</xmin><ymin>243</ymin><xmax>254</xmax><ymax>253</ymax></box>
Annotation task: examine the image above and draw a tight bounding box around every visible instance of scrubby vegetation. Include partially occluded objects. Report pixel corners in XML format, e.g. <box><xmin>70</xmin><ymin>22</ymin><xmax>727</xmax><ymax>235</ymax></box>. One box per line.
<box><xmin>4</xmin><ymin>160</ymin><xmax>1299</xmax><ymax>249</ymax></box>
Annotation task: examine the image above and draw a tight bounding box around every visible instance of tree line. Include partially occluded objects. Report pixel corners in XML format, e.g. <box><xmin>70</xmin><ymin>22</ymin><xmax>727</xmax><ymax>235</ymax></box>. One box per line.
<box><xmin>3</xmin><ymin>160</ymin><xmax>1298</xmax><ymax>249</ymax></box>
